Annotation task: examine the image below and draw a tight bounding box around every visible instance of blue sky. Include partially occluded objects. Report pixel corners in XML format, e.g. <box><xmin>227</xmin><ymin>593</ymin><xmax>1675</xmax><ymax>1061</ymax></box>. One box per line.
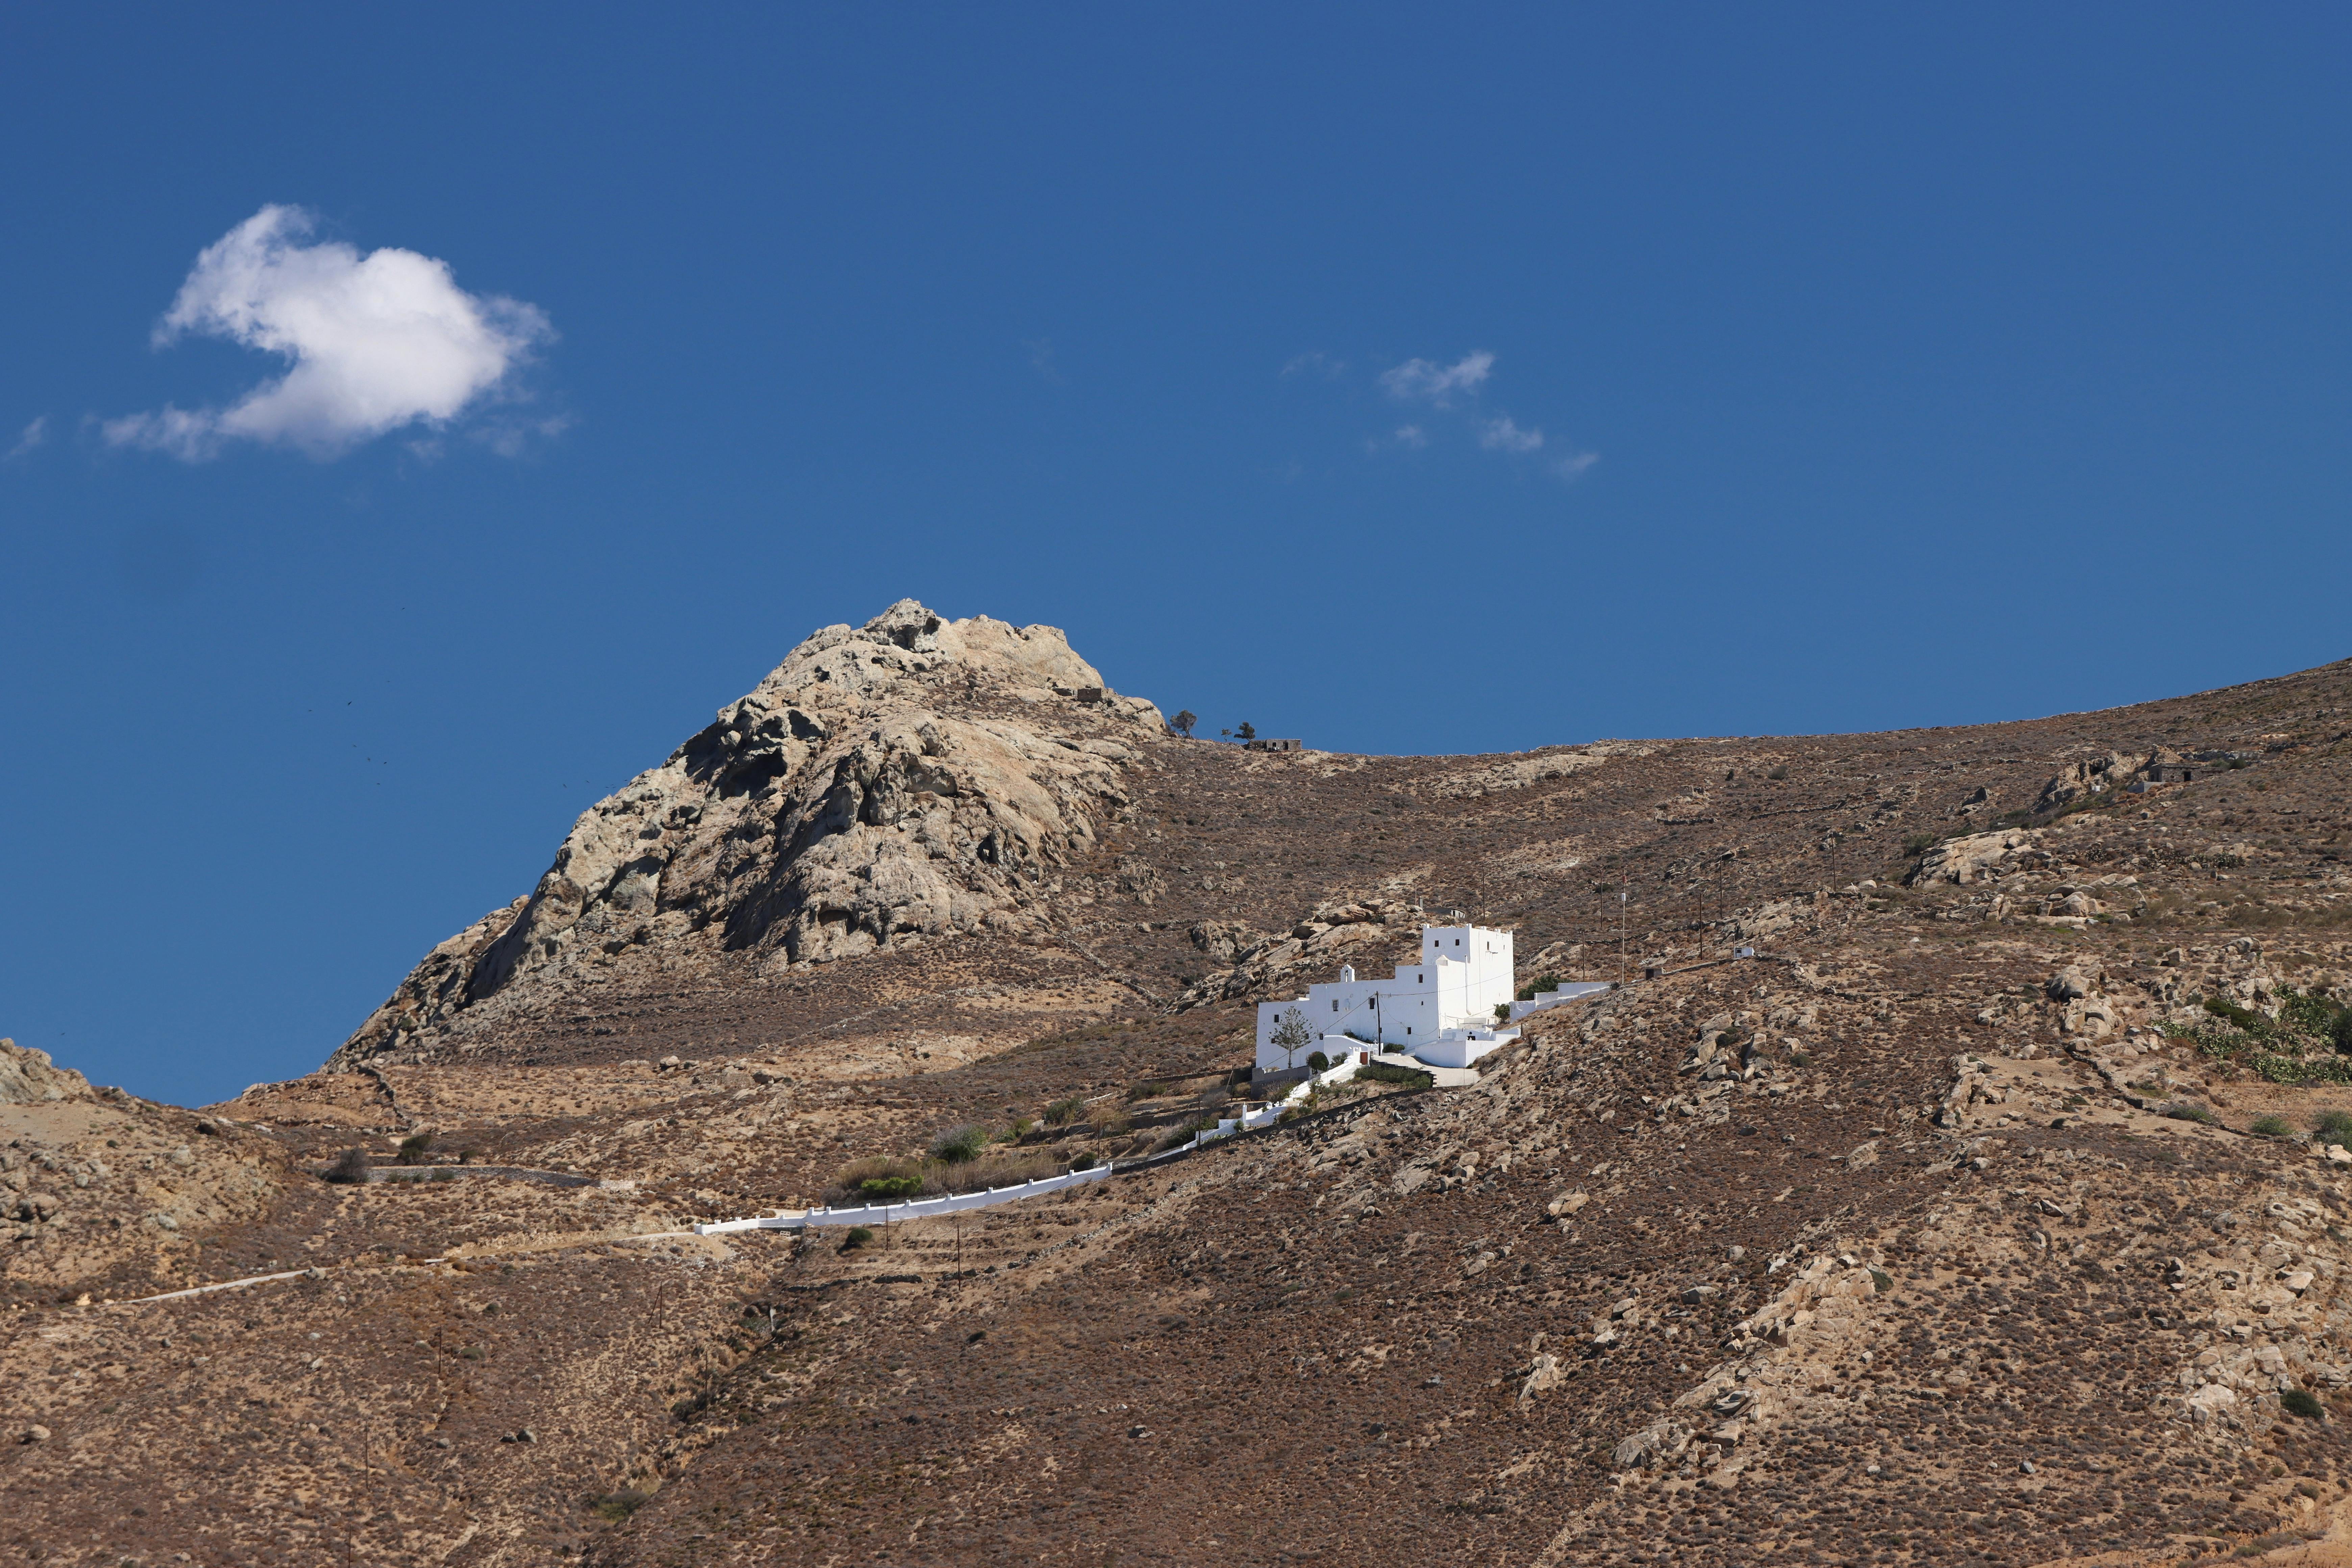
<box><xmin>5</xmin><ymin>5</ymin><xmax>2350</xmax><ymax>1103</ymax></box>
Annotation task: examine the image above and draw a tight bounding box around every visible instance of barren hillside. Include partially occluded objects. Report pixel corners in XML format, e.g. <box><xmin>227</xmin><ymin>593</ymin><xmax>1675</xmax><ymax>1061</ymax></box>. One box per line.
<box><xmin>13</xmin><ymin>604</ymin><xmax>2352</xmax><ymax>1567</ymax></box>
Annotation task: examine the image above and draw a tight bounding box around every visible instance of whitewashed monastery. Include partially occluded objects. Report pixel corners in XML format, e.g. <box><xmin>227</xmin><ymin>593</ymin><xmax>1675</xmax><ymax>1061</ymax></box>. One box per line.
<box><xmin>1253</xmin><ymin>922</ymin><xmax>1605</xmax><ymax>1074</ymax></box>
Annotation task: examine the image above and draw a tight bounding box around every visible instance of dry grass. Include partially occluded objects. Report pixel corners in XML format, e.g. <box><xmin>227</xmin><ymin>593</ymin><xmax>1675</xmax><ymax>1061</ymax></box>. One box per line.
<box><xmin>824</xmin><ymin>1149</ymin><xmax>1067</xmax><ymax>1205</ymax></box>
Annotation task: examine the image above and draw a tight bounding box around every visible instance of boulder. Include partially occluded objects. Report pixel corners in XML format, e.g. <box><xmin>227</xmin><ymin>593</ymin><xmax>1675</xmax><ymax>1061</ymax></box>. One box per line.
<box><xmin>2033</xmin><ymin>751</ymin><xmax>2138</xmax><ymax>813</ymax></box>
<box><xmin>1910</xmin><ymin>828</ymin><xmax>2037</xmax><ymax>886</ymax></box>
<box><xmin>1519</xmin><ymin>1353</ymin><xmax>1569</xmax><ymax>1404</ymax></box>
<box><xmin>1612</xmin><ymin>1419</ymin><xmax>1693</xmax><ymax>1470</ymax></box>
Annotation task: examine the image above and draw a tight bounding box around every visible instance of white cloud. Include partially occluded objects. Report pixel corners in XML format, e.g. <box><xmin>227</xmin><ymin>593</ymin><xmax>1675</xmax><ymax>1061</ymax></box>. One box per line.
<box><xmin>1553</xmin><ymin>450</ymin><xmax>1599</xmax><ymax>480</ymax></box>
<box><xmin>1478</xmin><ymin>415</ymin><xmax>1544</xmax><ymax>454</ymax></box>
<box><xmin>1378</xmin><ymin>350</ymin><xmax>1493</xmax><ymax>405</ymax></box>
<box><xmin>1283</xmin><ymin>350</ymin><xmax>1347</xmax><ymax>378</ymax></box>
<box><xmin>105</xmin><ymin>205</ymin><xmax>553</xmax><ymax>460</ymax></box>
<box><xmin>1394</xmin><ymin>424</ymin><xmax>1427</xmax><ymax>448</ymax></box>
<box><xmin>1023</xmin><ymin>337</ymin><xmax>1064</xmax><ymax>383</ymax></box>
<box><xmin>3</xmin><ymin>416</ymin><xmax>47</xmax><ymax>461</ymax></box>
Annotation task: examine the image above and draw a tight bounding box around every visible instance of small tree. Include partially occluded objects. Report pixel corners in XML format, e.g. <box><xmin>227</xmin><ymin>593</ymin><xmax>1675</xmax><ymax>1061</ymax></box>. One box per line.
<box><xmin>931</xmin><ymin>1124</ymin><xmax>987</xmax><ymax>1163</ymax></box>
<box><xmin>1236</xmin><ymin>721</ymin><xmax>1257</xmax><ymax>741</ymax></box>
<box><xmin>1270</xmin><ymin>1006</ymin><xmax>1315</xmax><ymax>1070</ymax></box>
<box><xmin>1171</xmin><ymin>710</ymin><xmax>1198</xmax><ymax>738</ymax></box>
<box><xmin>396</xmin><ymin>1132</ymin><xmax>435</xmax><ymax>1166</ymax></box>
<box><xmin>324</xmin><ymin>1147</ymin><xmax>372</xmax><ymax>1184</ymax></box>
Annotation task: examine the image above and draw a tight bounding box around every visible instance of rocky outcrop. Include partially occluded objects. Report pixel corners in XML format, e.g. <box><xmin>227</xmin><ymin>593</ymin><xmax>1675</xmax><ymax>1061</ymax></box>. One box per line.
<box><xmin>1174</xmin><ymin>900</ymin><xmax>1416</xmax><ymax>1009</ymax></box>
<box><xmin>331</xmin><ymin>602</ymin><xmax>1165</xmax><ymax>1067</ymax></box>
<box><xmin>0</xmin><ymin>1039</ymin><xmax>90</xmax><ymax>1105</ymax></box>
<box><xmin>1909</xmin><ymin>827</ymin><xmax>2038</xmax><ymax>886</ymax></box>
<box><xmin>2030</xmin><ymin>748</ymin><xmax>2190</xmax><ymax>813</ymax></box>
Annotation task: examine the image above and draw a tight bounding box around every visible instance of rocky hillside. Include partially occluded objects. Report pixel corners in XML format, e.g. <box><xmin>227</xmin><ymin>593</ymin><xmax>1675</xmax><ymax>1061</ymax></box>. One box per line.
<box><xmin>18</xmin><ymin>612</ymin><xmax>2352</xmax><ymax>1567</ymax></box>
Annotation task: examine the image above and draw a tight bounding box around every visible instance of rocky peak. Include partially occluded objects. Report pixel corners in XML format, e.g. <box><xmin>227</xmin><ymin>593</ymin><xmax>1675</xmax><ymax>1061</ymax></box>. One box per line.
<box><xmin>0</xmin><ymin>1038</ymin><xmax>91</xmax><ymax>1106</ymax></box>
<box><xmin>331</xmin><ymin>602</ymin><xmax>1163</xmax><ymax>1067</ymax></box>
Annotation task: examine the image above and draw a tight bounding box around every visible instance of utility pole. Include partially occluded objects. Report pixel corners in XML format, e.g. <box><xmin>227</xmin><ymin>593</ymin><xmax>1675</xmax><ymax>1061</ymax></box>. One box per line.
<box><xmin>1618</xmin><ymin>872</ymin><xmax>1628</xmax><ymax>988</ymax></box>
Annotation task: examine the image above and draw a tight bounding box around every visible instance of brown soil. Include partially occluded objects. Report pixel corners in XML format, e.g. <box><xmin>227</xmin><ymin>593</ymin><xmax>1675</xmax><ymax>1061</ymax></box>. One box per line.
<box><xmin>14</xmin><ymin>654</ymin><xmax>2352</xmax><ymax>1565</ymax></box>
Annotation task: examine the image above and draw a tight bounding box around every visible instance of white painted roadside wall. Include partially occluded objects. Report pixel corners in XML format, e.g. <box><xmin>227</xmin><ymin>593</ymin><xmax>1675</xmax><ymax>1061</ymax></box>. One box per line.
<box><xmin>693</xmin><ymin>1050</ymin><xmax>1409</xmax><ymax>1238</ymax></box>
<box><xmin>693</xmin><ymin>1163</ymin><xmax>1114</xmax><ymax>1234</ymax></box>
<box><xmin>1509</xmin><ymin>980</ymin><xmax>1610</xmax><ymax>1023</ymax></box>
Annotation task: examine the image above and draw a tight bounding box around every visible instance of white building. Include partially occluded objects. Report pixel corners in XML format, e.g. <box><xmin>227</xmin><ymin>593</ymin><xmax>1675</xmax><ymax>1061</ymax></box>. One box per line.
<box><xmin>1255</xmin><ymin>923</ymin><xmax>1525</xmax><ymax>1074</ymax></box>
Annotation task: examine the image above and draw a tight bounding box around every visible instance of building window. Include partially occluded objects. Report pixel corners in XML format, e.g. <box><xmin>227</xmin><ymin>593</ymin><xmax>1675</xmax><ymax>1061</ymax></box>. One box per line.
<box><xmin>1331</xmin><ymin>1000</ymin><xmax>1339</xmax><ymax>1011</ymax></box>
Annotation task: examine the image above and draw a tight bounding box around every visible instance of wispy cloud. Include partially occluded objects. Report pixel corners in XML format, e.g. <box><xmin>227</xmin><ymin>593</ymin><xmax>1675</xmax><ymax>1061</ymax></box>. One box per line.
<box><xmin>1478</xmin><ymin>415</ymin><xmax>1543</xmax><ymax>454</ymax></box>
<box><xmin>3</xmin><ymin>416</ymin><xmax>47</xmax><ymax>461</ymax></box>
<box><xmin>1378</xmin><ymin>350</ymin><xmax>1493</xmax><ymax>406</ymax></box>
<box><xmin>1282</xmin><ymin>350</ymin><xmax>1348</xmax><ymax>379</ymax></box>
<box><xmin>1553</xmin><ymin>451</ymin><xmax>1600</xmax><ymax>481</ymax></box>
<box><xmin>105</xmin><ymin>205</ymin><xmax>553</xmax><ymax>461</ymax></box>
<box><xmin>1023</xmin><ymin>337</ymin><xmax>1064</xmax><ymax>383</ymax></box>
<box><xmin>1393</xmin><ymin>424</ymin><xmax>1428</xmax><ymax>449</ymax></box>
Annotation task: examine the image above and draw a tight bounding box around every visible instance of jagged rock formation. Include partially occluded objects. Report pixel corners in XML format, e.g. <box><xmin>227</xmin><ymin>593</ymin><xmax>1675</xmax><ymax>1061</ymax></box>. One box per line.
<box><xmin>0</xmin><ymin>1039</ymin><xmax>91</xmax><ymax>1106</ymax></box>
<box><xmin>332</xmin><ymin>602</ymin><xmax>1162</xmax><ymax>1067</ymax></box>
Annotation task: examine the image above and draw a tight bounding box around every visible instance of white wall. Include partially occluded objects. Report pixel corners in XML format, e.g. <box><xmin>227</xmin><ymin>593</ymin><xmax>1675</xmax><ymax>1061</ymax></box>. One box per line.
<box><xmin>693</xmin><ymin>1163</ymin><xmax>1116</xmax><ymax>1233</ymax></box>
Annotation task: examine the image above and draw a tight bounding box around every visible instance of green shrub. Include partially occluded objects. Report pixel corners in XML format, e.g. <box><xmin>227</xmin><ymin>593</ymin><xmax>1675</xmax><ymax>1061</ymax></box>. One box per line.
<box><xmin>2332</xmin><ymin>1011</ymin><xmax>2352</xmax><ymax>1056</ymax></box>
<box><xmin>858</xmin><ymin>1175</ymin><xmax>922</xmax><ymax>1199</ymax></box>
<box><xmin>1125</xmin><ymin>1081</ymin><xmax>1162</xmax><ymax>1103</ymax></box>
<box><xmin>395</xmin><ymin>1132</ymin><xmax>436</xmax><ymax>1166</ymax></box>
<box><xmin>2205</xmin><ymin>996</ymin><xmax>2263</xmax><ymax>1031</ymax></box>
<box><xmin>1767</xmin><ymin>764</ymin><xmax>1789</xmax><ymax>781</ymax></box>
<box><xmin>324</xmin><ymin>1147</ymin><xmax>371</xmax><ymax>1184</ymax></box>
<box><xmin>841</xmin><ymin>1226</ymin><xmax>875</xmax><ymax>1251</ymax></box>
<box><xmin>1360</xmin><ymin>1061</ymin><xmax>1435</xmax><ymax>1090</ymax></box>
<box><xmin>2315</xmin><ymin>1110</ymin><xmax>2352</xmax><ymax>1147</ymax></box>
<box><xmin>2282</xmin><ymin>1388</ymin><xmax>2325</xmax><ymax>1420</ymax></box>
<box><xmin>931</xmin><ymin>1124</ymin><xmax>987</xmax><ymax>1163</ymax></box>
<box><xmin>2249</xmin><ymin>1114</ymin><xmax>2297</xmax><ymax>1140</ymax></box>
<box><xmin>1903</xmin><ymin>832</ymin><xmax>1938</xmax><ymax>857</ymax></box>
<box><xmin>1069</xmin><ymin>1153</ymin><xmax>1096</xmax><ymax>1172</ymax></box>
<box><xmin>1043</xmin><ymin>1096</ymin><xmax>1085</xmax><ymax>1126</ymax></box>
<box><xmin>2161</xmin><ymin>1102</ymin><xmax>2218</xmax><ymax>1124</ymax></box>
<box><xmin>1516</xmin><ymin>974</ymin><xmax>1561</xmax><ymax>1002</ymax></box>
<box><xmin>1306</xmin><ymin>1050</ymin><xmax>1330</xmax><ymax>1073</ymax></box>
<box><xmin>431</xmin><ymin>1167</ymin><xmax>457</xmax><ymax>1182</ymax></box>
<box><xmin>590</xmin><ymin>1489</ymin><xmax>653</xmax><ymax>1522</ymax></box>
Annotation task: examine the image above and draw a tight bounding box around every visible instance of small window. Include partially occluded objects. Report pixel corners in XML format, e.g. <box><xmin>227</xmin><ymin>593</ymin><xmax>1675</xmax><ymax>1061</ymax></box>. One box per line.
<box><xmin>1405</xmin><ymin>1025</ymin><xmax>1412</xmax><ymax>1035</ymax></box>
<box><xmin>1332</xmin><ymin>1000</ymin><xmax>1339</xmax><ymax>1011</ymax></box>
